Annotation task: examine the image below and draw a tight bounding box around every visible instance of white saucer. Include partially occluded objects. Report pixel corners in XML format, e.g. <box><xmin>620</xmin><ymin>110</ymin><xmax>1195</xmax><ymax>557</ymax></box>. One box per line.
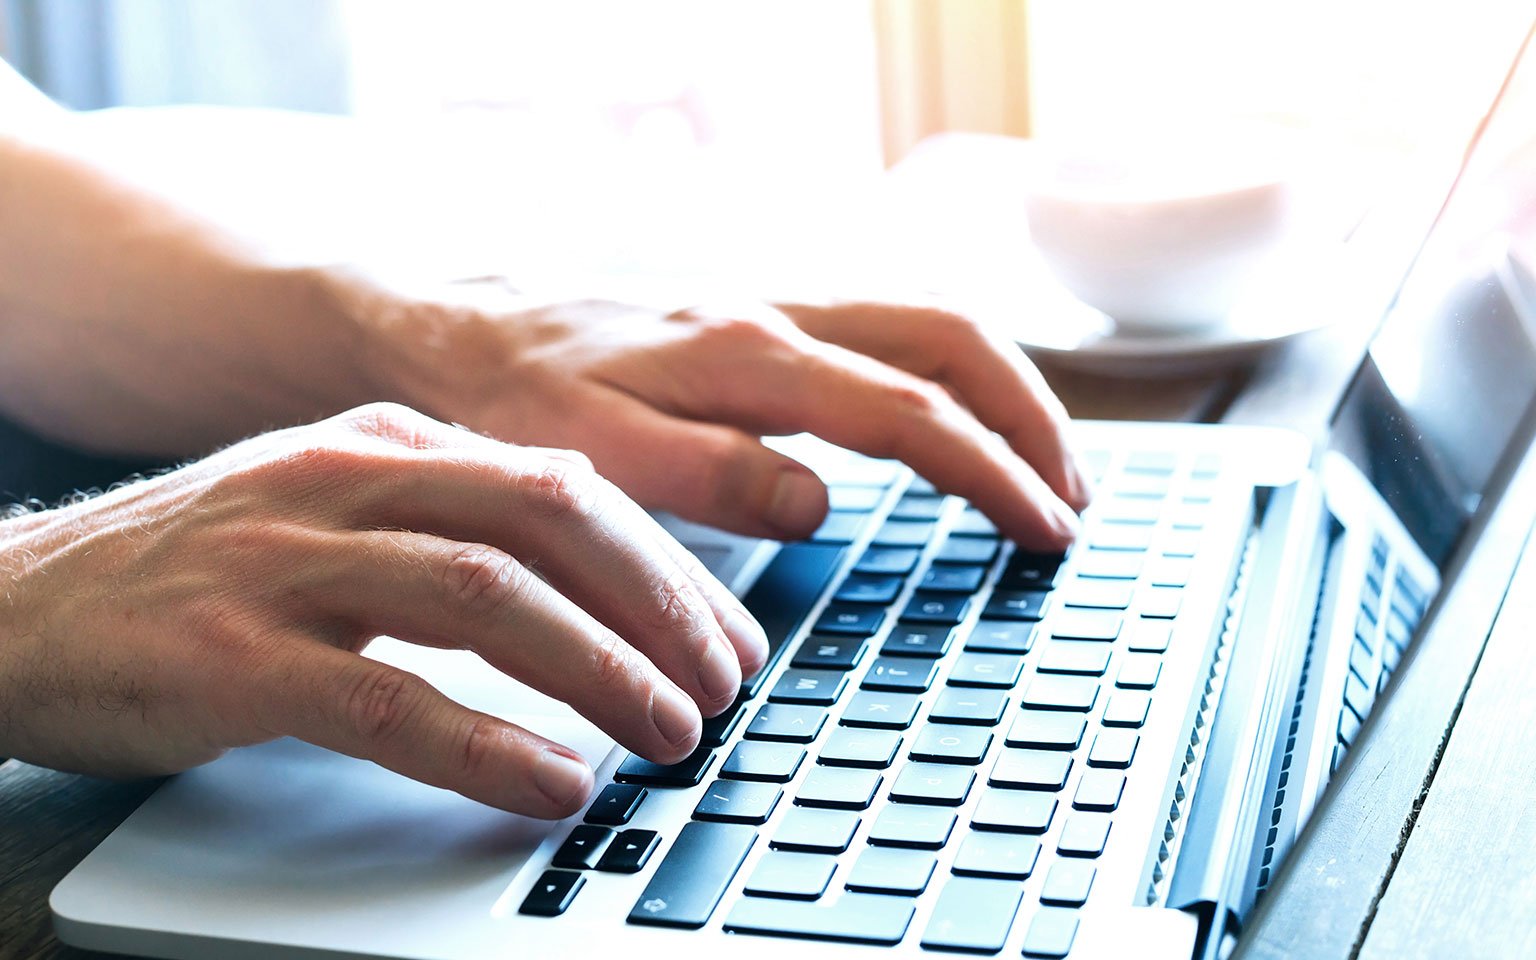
<box><xmin>1005</xmin><ymin>239</ymin><xmax>1343</xmax><ymax>378</ymax></box>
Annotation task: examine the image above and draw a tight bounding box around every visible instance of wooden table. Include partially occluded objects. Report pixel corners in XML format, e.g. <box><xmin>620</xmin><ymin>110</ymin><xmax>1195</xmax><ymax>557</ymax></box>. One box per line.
<box><xmin>4</xmin><ymin>120</ymin><xmax>1534</xmax><ymax>960</ymax></box>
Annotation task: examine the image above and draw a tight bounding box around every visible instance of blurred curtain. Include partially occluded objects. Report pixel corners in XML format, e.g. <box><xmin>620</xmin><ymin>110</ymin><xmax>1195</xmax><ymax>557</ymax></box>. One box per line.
<box><xmin>872</xmin><ymin>0</ymin><xmax>1032</xmax><ymax>166</ymax></box>
<box><xmin>1</xmin><ymin>0</ymin><xmax>351</xmax><ymax>112</ymax></box>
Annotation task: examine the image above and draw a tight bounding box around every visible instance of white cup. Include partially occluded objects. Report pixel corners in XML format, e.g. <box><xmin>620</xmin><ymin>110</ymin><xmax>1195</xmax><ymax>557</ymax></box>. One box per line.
<box><xmin>1024</xmin><ymin>130</ymin><xmax>1294</xmax><ymax>334</ymax></box>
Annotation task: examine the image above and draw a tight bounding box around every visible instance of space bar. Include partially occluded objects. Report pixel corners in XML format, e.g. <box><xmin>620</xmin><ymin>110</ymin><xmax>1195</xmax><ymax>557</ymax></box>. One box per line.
<box><xmin>739</xmin><ymin>542</ymin><xmax>848</xmax><ymax>697</ymax></box>
<box><xmin>724</xmin><ymin>894</ymin><xmax>915</xmax><ymax>945</ymax></box>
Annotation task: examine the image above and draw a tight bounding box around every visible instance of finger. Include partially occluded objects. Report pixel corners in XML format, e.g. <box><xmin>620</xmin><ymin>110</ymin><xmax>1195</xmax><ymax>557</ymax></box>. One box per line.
<box><xmin>253</xmin><ymin>641</ymin><xmax>595</xmax><ymax>817</ymax></box>
<box><xmin>309</xmin><ymin>530</ymin><xmax>706</xmax><ymax>763</ymax></box>
<box><xmin>679</xmin><ymin>339</ymin><xmax>1079</xmax><ymax>550</ymax></box>
<box><xmin>782</xmin><ymin>302</ymin><xmax>1092</xmax><ymax>510</ymax></box>
<box><xmin>309</xmin><ymin>410</ymin><xmax>752</xmax><ymax>715</ymax></box>
<box><xmin>575</xmin><ymin>390</ymin><xmax>829</xmax><ymax>541</ymax></box>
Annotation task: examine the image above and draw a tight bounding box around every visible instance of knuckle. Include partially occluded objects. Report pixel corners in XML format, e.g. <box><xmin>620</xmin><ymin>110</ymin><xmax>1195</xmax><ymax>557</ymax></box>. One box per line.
<box><xmin>457</xmin><ymin>714</ymin><xmax>503</xmax><ymax>781</ymax></box>
<box><xmin>886</xmin><ymin>378</ymin><xmax>950</xmax><ymax>420</ymax></box>
<box><xmin>336</xmin><ymin>402</ymin><xmax>443</xmax><ymax>448</ymax></box>
<box><xmin>588</xmin><ymin>631</ymin><xmax>638</xmax><ymax>692</ymax></box>
<box><xmin>517</xmin><ymin>459</ymin><xmax>598</xmax><ymax>521</ymax></box>
<box><xmin>343</xmin><ymin>668</ymin><xmax>425</xmax><ymax>744</ymax></box>
<box><xmin>439</xmin><ymin>544</ymin><xmax>525</xmax><ymax>620</ymax></box>
<box><xmin>648</xmin><ymin>572</ymin><xmax>703</xmax><ymax>635</ymax></box>
<box><xmin>693</xmin><ymin>313</ymin><xmax>791</xmax><ymax>353</ymax></box>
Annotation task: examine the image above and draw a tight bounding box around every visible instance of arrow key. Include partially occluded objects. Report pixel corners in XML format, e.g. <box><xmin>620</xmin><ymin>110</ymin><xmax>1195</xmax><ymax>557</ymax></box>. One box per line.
<box><xmin>551</xmin><ymin>824</ymin><xmax>614</xmax><ymax>870</ymax></box>
<box><xmin>597</xmin><ymin>829</ymin><xmax>662</xmax><ymax>873</ymax></box>
<box><xmin>518</xmin><ymin>869</ymin><xmax>585</xmax><ymax>917</ymax></box>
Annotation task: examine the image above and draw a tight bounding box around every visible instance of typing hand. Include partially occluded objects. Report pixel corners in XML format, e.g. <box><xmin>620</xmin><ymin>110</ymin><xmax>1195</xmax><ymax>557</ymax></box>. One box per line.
<box><xmin>0</xmin><ymin>404</ymin><xmax>765</xmax><ymax>817</ymax></box>
<box><xmin>362</xmin><ymin>288</ymin><xmax>1090</xmax><ymax>550</ymax></box>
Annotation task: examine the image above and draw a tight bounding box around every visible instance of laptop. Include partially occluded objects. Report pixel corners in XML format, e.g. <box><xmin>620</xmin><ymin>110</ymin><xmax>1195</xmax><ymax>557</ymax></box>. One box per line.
<box><xmin>50</xmin><ymin>28</ymin><xmax>1536</xmax><ymax>960</ymax></box>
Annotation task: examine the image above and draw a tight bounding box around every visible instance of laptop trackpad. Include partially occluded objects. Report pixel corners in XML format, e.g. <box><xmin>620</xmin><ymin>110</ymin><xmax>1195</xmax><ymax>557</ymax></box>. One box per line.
<box><xmin>52</xmin><ymin>643</ymin><xmax>614</xmax><ymax>950</ymax></box>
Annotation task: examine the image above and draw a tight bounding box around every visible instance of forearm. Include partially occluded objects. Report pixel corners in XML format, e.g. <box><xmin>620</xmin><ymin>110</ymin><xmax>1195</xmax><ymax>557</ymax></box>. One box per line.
<box><xmin>0</xmin><ymin>117</ymin><xmax>383</xmax><ymax>457</ymax></box>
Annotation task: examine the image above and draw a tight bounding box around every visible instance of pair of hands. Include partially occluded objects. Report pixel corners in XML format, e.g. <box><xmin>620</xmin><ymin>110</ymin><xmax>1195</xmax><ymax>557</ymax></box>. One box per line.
<box><xmin>0</xmin><ymin>292</ymin><xmax>1086</xmax><ymax>819</ymax></box>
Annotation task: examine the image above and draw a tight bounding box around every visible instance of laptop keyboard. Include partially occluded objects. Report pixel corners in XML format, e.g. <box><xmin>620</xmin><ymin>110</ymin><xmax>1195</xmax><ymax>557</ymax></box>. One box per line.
<box><xmin>1330</xmin><ymin>535</ymin><xmax>1428</xmax><ymax>773</ymax></box>
<box><xmin>519</xmin><ymin>447</ymin><xmax>1231</xmax><ymax>955</ymax></box>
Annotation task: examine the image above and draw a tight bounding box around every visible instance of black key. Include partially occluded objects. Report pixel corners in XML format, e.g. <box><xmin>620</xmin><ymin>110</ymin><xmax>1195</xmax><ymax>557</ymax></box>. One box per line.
<box><xmin>889</xmin><ymin>494</ymin><xmax>946</xmax><ymax>521</ymax></box>
<box><xmin>746</xmin><ymin>704</ymin><xmax>827</xmax><ymax>743</ymax></box>
<box><xmin>1039</xmin><ymin>861</ymin><xmax>1096</xmax><ymax>906</ymax></box>
<box><xmin>920</xmin><ymin>876</ymin><xmax>1026</xmax><ymax>953</ymax></box>
<box><xmin>818</xmin><ymin>727</ymin><xmax>903</xmax><ymax>768</ymax></box>
<box><xmin>615</xmin><ymin>747</ymin><xmax>715</xmax><ymax>787</ymax></box>
<box><xmin>628</xmin><ymin>821</ymin><xmax>756</xmax><ymax>928</ymax></box>
<box><xmin>833</xmin><ymin>573</ymin><xmax>904</xmax><ymax>605</ymax></box>
<box><xmin>889</xmin><ymin>762</ymin><xmax>975</xmax><ymax>806</ymax></box>
<box><xmin>828</xmin><ymin>485</ymin><xmax>883</xmax><ymax>512</ymax></box>
<box><xmin>1006</xmin><ymin>711</ymin><xmax>1086</xmax><ymax>750</ymax></box>
<box><xmin>1023</xmin><ymin>907</ymin><xmax>1081</xmax><ymax>957</ymax></box>
<box><xmin>584</xmin><ymin>783</ymin><xmax>647</xmax><ymax>826</ymax></box>
<box><xmin>1088</xmin><ymin>730</ymin><xmax>1140</xmax><ymax>769</ymax></box>
<box><xmin>989</xmin><ymin>749</ymin><xmax>1073</xmax><ymax>791</ymax></box>
<box><xmin>771</xmin><ymin>807</ymin><xmax>861</xmax><ymax>853</ymax></box>
<box><xmin>723</xmin><ymin>892</ymin><xmax>915</xmax><ymax>946</ymax></box>
<box><xmin>1021</xmin><ymin>675</ymin><xmax>1100</xmax><ymax>712</ymax></box>
<box><xmin>694</xmin><ymin>779</ymin><xmax>783</xmax><ymax>824</ymax></box>
<box><xmin>1073</xmin><ymin>549</ymin><xmax>1144</xmax><ymax>580</ymax></box>
<box><xmin>934</xmin><ymin>536</ymin><xmax>1000</xmax><ymax>565</ymax></box>
<box><xmin>813</xmin><ymin>604</ymin><xmax>886</xmax><ymax>637</ymax></box>
<box><xmin>950</xmin><ymin>508</ymin><xmax>998</xmax><ymax>538</ymax></box>
<box><xmin>791</xmin><ymin>636</ymin><xmax>866</xmax><ymax>672</ymax></box>
<box><xmin>597</xmin><ymin>829</ymin><xmax>661</xmax><ymax>873</ymax></box>
<box><xmin>947</xmin><ymin>652</ymin><xmax>1025</xmax><ymax>688</ymax></box>
<box><xmin>855</xmin><ymin>547</ymin><xmax>921</xmax><ymax>575</ymax></box>
<box><xmin>1103</xmin><ymin>692</ymin><xmax>1152</xmax><ymax>728</ymax></box>
<box><xmin>1073</xmin><ymin>770</ymin><xmax>1126</xmax><ymax>811</ymax></box>
<box><xmin>861</xmin><ymin>657</ymin><xmax>938</xmax><ymax>692</ymax></box>
<box><xmin>1057</xmin><ymin>812</ymin><xmax>1112</xmax><ymax>857</ymax></box>
<box><xmin>1048</xmin><ymin>609</ymin><xmax>1122</xmax><ymax>641</ymax></box>
<box><xmin>552</xmin><ymin>825</ymin><xmax>613</xmax><ymax>869</ymax></box>
<box><xmin>920</xmin><ymin>564</ymin><xmax>988</xmax><ymax>593</ymax></box>
<box><xmin>867</xmin><ymin>804</ymin><xmax>957</xmax><ymax>849</ymax></box>
<box><xmin>769</xmin><ymin>669</ymin><xmax>848</xmax><ymax>707</ymax></box>
<box><xmin>1060</xmin><ymin>578</ymin><xmax>1135</xmax><ymax>610</ymax></box>
<box><xmin>519</xmin><ymin>870</ymin><xmax>585</xmax><ymax>917</ymax></box>
<box><xmin>909</xmin><ymin>724</ymin><xmax>994</xmax><ymax>765</ymax></box>
<box><xmin>1038</xmin><ymin>640</ymin><xmax>1112</xmax><ymax>676</ymax></box>
<box><xmin>811</xmin><ymin>511</ymin><xmax>868</xmax><ymax>545</ymax></box>
<box><xmin>901</xmin><ymin>591</ymin><xmax>972</xmax><ymax>625</ymax></box>
<box><xmin>796</xmin><ymin>767</ymin><xmax>882</xmax><ymax>810</ymax></box>
<box><xmin>1126</xmin><ymin>620</ymin><xmax>1172</xmax><ymax>652</ymax></box>
<box><xmin>1345</xmin><ymin>670</ymin><xmax>1374</xmax><ymax>720</ymax></box>
<box><xmin>928</xmin><ymin>687</ymin><xmax>1008</xmax><ymax>726</ymax></box>
<box><xmin>844</xmin><ymin>847</ymin><xmax>936</xmax><ymax>895</ymax></box>
<box><xmin>743</xmin><ymin>851</ymin><xmax>837</xmax><ymax>900</ymax></box>
<box><xmin>970</xmin><ymin>790</ymin><xmax>1056</xmax><ymax>834</ymax></box>
<box><xmin>983</xmin><ymin>590</ymin><xmax>1051</xmax><ymax>621</ymax></box>
<box><xmin>964</xmin><ymin>619</ymin><xmax>1038</xmax><ymax>654</ymax></box>
<box><xmin>997</xmin><ymin>551</ymin><xmax>1064</xmax><ymax>590</ymax></box>
<box><xmin>699</xmin><ymin>696</ymin><xmax>749</xmax><ymax>748</ymax></box>
<box><xmin>873</xmin><ymin>520</ymin><xmax>936</xmax><ymax>547</ymax></box>
<box><xmin>951</xmin><ymin>832</ymin><xmax>1041</xmax><ymax>879</ymax></box>
<box><xmin>840</xmin><ymin>690</ymin><xmax>922</xmax><ymax>729</ymax></box>
<box><xmin>722</xmin><ymin>741</ymin><xmax>807</xmax><ymax>783</ymax></box>
<box><xmin>881</xmin><ymin>624</ymin><xmax>956</xmax><ymax>658</ymax></box>
<box><xmin>740</xmin><ymin>543</ymin><xmax>847</xmax><ymax>696</ymax></box>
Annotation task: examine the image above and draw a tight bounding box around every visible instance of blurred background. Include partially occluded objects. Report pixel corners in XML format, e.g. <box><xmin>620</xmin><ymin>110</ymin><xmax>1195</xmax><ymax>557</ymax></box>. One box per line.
<box><xmin>2</xmin><ymin>0</ymin><xmax>1531</xmax><ymax>301</ymax></box>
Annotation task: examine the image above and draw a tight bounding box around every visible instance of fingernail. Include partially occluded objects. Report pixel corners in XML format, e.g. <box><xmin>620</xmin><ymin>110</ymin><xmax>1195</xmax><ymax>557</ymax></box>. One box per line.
<box><xmin>1052</xmin><ymin>499</ymin><xmax>1083</xmax><ymax>544</ymax></box>
<box><xmin>1068</xmin><ymin>458</ymin><xmax>1095</xmax><ymax>508</ymax></box>
<box><xmin>533</xmin><ymin>749</ymin><xmax>592</xmax><ymax>809</ymax></box>
<box><xmin>723</xmin><ymin>605</ymin><xmax>769</xmax><ymax>677</ymax></box>
<box><xmin>697</xmin><ymin>635</ymin><xmax>742</xmax><ymax>707</ymax></box>
<box><xmin>767</xmin><ymin>467</ymin><xmax>827</xmax><ymax>538</ymax></box>
<box><xmin>651</xmin><ymin>684</ymin><xmax>701</xmax><ymax>750</ymax></box>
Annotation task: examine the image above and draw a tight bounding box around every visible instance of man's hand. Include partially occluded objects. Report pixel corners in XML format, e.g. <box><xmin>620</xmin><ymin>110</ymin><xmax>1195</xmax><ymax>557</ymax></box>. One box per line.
<box><xmin>0</xmin><ymin>403</ymin><xmax>766</xmax><ymax>818</ymax></box>
<box><xmin>356</xmin><ymin>287</ymin><xmax>1090</xmax><ymax>550</ymax></box>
